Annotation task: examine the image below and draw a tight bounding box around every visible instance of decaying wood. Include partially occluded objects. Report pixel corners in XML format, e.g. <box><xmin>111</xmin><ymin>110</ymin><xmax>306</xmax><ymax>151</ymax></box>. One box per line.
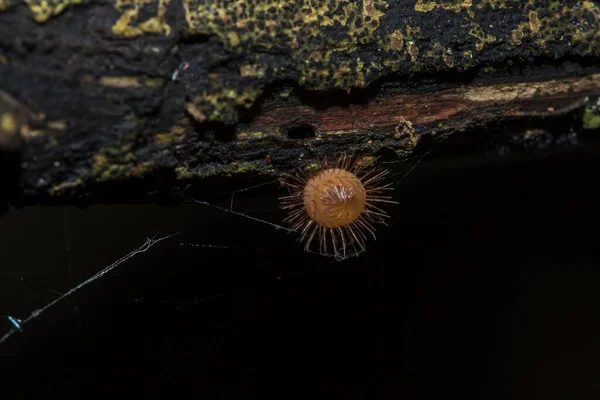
<box><xmin>0</xmin><ymin>0</ymin><xmax>600</xmax><ymax>208</ymax></box>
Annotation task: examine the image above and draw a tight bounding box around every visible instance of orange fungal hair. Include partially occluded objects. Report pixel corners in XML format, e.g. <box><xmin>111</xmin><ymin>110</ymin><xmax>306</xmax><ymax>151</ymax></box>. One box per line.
<box><xmin>280</xmin><ymin>155</ymin><xmax>396</xmax><ymax>260</ymax></box>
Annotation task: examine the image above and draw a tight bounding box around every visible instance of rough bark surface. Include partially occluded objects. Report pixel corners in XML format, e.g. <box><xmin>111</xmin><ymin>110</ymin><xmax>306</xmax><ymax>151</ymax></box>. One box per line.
<box><xmin>1</xmin><ymin>0</ymin><xmax>600</xmax><ymax>207</ymax></box>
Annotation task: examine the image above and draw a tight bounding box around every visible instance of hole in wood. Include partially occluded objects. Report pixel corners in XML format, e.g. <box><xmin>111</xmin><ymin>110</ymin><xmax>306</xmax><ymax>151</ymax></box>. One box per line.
<box><xmin>286</xmin><ymin>124</ymin><xmax>316</xmax><ymax>139</ymax></box>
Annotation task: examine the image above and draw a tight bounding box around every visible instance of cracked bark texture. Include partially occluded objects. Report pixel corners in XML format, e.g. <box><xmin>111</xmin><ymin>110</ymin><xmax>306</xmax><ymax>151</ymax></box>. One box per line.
<box><xmin>0</xmin><ymin>0</ymin><xmax>600</xmax><ymax>209</ymax></box>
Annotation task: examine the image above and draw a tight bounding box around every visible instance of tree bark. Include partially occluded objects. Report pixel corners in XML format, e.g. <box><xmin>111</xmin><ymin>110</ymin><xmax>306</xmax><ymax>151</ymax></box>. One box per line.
<box><xmin>1</xmin><ymin>0</ymin><xmax>599</xmax><ymax>208</ymax></box>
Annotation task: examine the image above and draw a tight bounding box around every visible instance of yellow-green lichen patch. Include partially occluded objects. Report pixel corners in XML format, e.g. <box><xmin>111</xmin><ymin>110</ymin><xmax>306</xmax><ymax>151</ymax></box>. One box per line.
<box><xmin>240</xmin><ymin>64</ymin><xmax>267</xmax><ymax>78</ymax></box>
<box><xmin>528</xmin><ymin>10</ymin><xmax>540</xmax><ymax>34</ymax></box>
<box><xmin>410</xmin><ymin>0</ymin><xmax>600</xmax><ymax>58</ymax></box>
<box><xmin>394</xmin><ymin>117</ymin><xmax>418</xmax><ymax>153</ymax></box>
<box><xmin>228</xmin><ymin>160</ymin><xmax>274</xmax><ymax>176</ymax></box>
<box><xmin>235</xmin><ymin>130</ymin><xmax>277</xmax><ymax>141</ymax></box>
<box><xmin>103</xmin><ymin>161</ymin><xmax>152</xmax><ymax>181</ymax></box>
<box><xmin>404</xmin><ymin>24</ymin><xmax>423</xmax><ymax>64</ymax></box>
<box><xmin>305</xmin><ymin>163</ymin><xmax>321</xmax><ymax>173</ymax></box>
<box><xmin>98</xmin><ymin>75</ymin><xmax>165</xmax><ymax>88</ymax></box>
<box><xmin>415</xmin><ymin>0</ymin><xmax>474</xmax><ymax>17</ymax></box>
<box><xmin>510</xmin><ymin>1</ymin><xmax>600</xmax><ymax>51</ymax></box>
<box><xmin>0</xmin><ymin>90</ymin><xmax>44</xmax><ymax>149</ymax></box>
<box><xmin>50</xmin><ymin>136</ymin><xmax>152</xmax><ymax>196</ymax></box>
<box><xmin>92</xmin><ymin>152</ymin><xmax>153</xmax><ymax>182</ymax></box>
<box><xmin>24</xmin><ymin>0</ymin><xmax>84</xmax><ymax>23</ymax></box>
<box><xmin>469</xmin><ymin>22</ymin><xmax>496</xmax><ymax>51</ymax></box>
<box><xmin>0</xmin><ymin>110</ymin><xmax>22</xmax><ymax>150</ymax></box>
<box><xmin>185</xmin><ymin>102</ymin><xmax>206</xmax><ymax>122</ymax></box>
<box><xmin>442</xmin><ymin>48</ymin><xmax>455</xmax><ymax>68</ymax></box>
<box><xmin>583</xmin><ymin>105</ymin><xmax>600</xmax><ymax>130</ymax></box>
<box><xmin>229</xmin><ymin>161</ymin><xmax>259</xmax><ymax>175</ymax></box>
<box><xmin>48</xmin><ymin>176</ymin><xmax>86</xmax><ymax>196</ymax></box>
<box><xmin>99</xmin><ymin>76</ymin><xmax>142</xmax><ymax>88</ymax></box>
<box><xmin>153</xmin><ymin>118</ymin><xmax>188</xmax><ymax>144</ymax></box>
<box><xmin>112</xmin><ymin>0</ymin><xmax>172</xmax><ymax>37</ymax></box>
<box><xmin>0</xmin><ymin>0</ymin><xmax>15</xmax><ymax>11</ymax></box>
<box><xmin>477</xmin><ymin>0</ymin><xmax>510</xmax><ymax>9</ymax></box>
<box><xmin>176</xmin><ymin>0</ymin><xmax>599</xmax><ymax>124</ymax></box>
<box><xmin>387</xmin><ymin>30</ymin><xmax>404</xmax><ymax>53</ymax></box>
<box><xmin>187</xmin><ymin>87</ymin><xmax>262</xmax><ymax>123</ymax></box>
<box><xmin>183</xmin><ymin>0</ymin><xmax>387</xmax><ymax>53</ymax></box>
<box><xmin>354</xmin><ymin>155</ymin><xmax>376</xmax><ymax>169</ymax></box>
<box><xmin>88</xmin><ymin>124</ymin><xmax>154</xmax><ymax>182</ymax></box>
<box><xmin>380</xmin><ymin>24</ymin><xmax>423</xmax><ymax>69</ymax></box>
<box><xmin>182</xmin><ymin>0</ymin><xmax>388</xmax><ymax>121</ymax></box>
<box><xmin>0</xmin><ymin>111</ymin><xmax>18</xmax><ymax>135</ymax></box>
<box><xmin>175</xmin><ymin>165</ymin><xmax>196</xmax><ymax>180</ymax></box>
<box><xmin>175</xmin><ymin>161</ymin><xmax>271</xmax><ymax>181</ymax></box>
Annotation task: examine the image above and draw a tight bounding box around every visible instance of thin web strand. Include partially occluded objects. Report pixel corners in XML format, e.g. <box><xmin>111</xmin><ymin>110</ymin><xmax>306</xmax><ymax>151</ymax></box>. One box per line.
<box><xmin>223</xmin><ymin>180</ymin><xmax>278</xmax><ymax>211</ymax></box>
<box><xmin>0</xmin><ymin>233</ymin><xmax>178</xmax><ymax>346</ymax></box>
<box><xmin>182</xmin><ymin>196</ymin><xmax>295</xmax><ymax>233</ymax></box>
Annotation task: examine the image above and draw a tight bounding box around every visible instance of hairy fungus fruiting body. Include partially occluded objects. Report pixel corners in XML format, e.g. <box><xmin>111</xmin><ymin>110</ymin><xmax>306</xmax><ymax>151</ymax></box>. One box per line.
<box><xmin>280</xmin><ymin>157</ymin><xmax>395</xmax><ymax>260</ymax></box>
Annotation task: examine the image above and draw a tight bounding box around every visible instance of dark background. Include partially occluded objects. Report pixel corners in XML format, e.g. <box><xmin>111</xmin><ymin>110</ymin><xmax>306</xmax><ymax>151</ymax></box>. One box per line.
<box><xmin>1</xmin><ymin>133</ymin><xmax>600</xmax><ymax>399</ymax></box>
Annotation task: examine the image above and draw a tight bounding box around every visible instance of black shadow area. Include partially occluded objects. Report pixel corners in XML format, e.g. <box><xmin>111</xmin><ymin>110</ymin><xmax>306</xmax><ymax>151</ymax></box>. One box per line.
<box><xmin>1</xmin><ymin>148</ymin><xmax>600</xmax><ymax>399</ymax></box>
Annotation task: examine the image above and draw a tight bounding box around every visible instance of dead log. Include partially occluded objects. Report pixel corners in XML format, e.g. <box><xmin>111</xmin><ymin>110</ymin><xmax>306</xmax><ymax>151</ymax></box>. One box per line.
<box><xmin>1</xmin><ymin>0</ymin><xmax>600</xmax><ymax>209</ymax></box>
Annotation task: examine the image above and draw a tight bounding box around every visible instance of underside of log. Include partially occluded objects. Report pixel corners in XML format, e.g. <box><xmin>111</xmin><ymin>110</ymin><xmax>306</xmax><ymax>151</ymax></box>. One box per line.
<box><xmin>1</xmin><ymin>0</ymin><xmax>600</xmax><ymax>209</ymax></box>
